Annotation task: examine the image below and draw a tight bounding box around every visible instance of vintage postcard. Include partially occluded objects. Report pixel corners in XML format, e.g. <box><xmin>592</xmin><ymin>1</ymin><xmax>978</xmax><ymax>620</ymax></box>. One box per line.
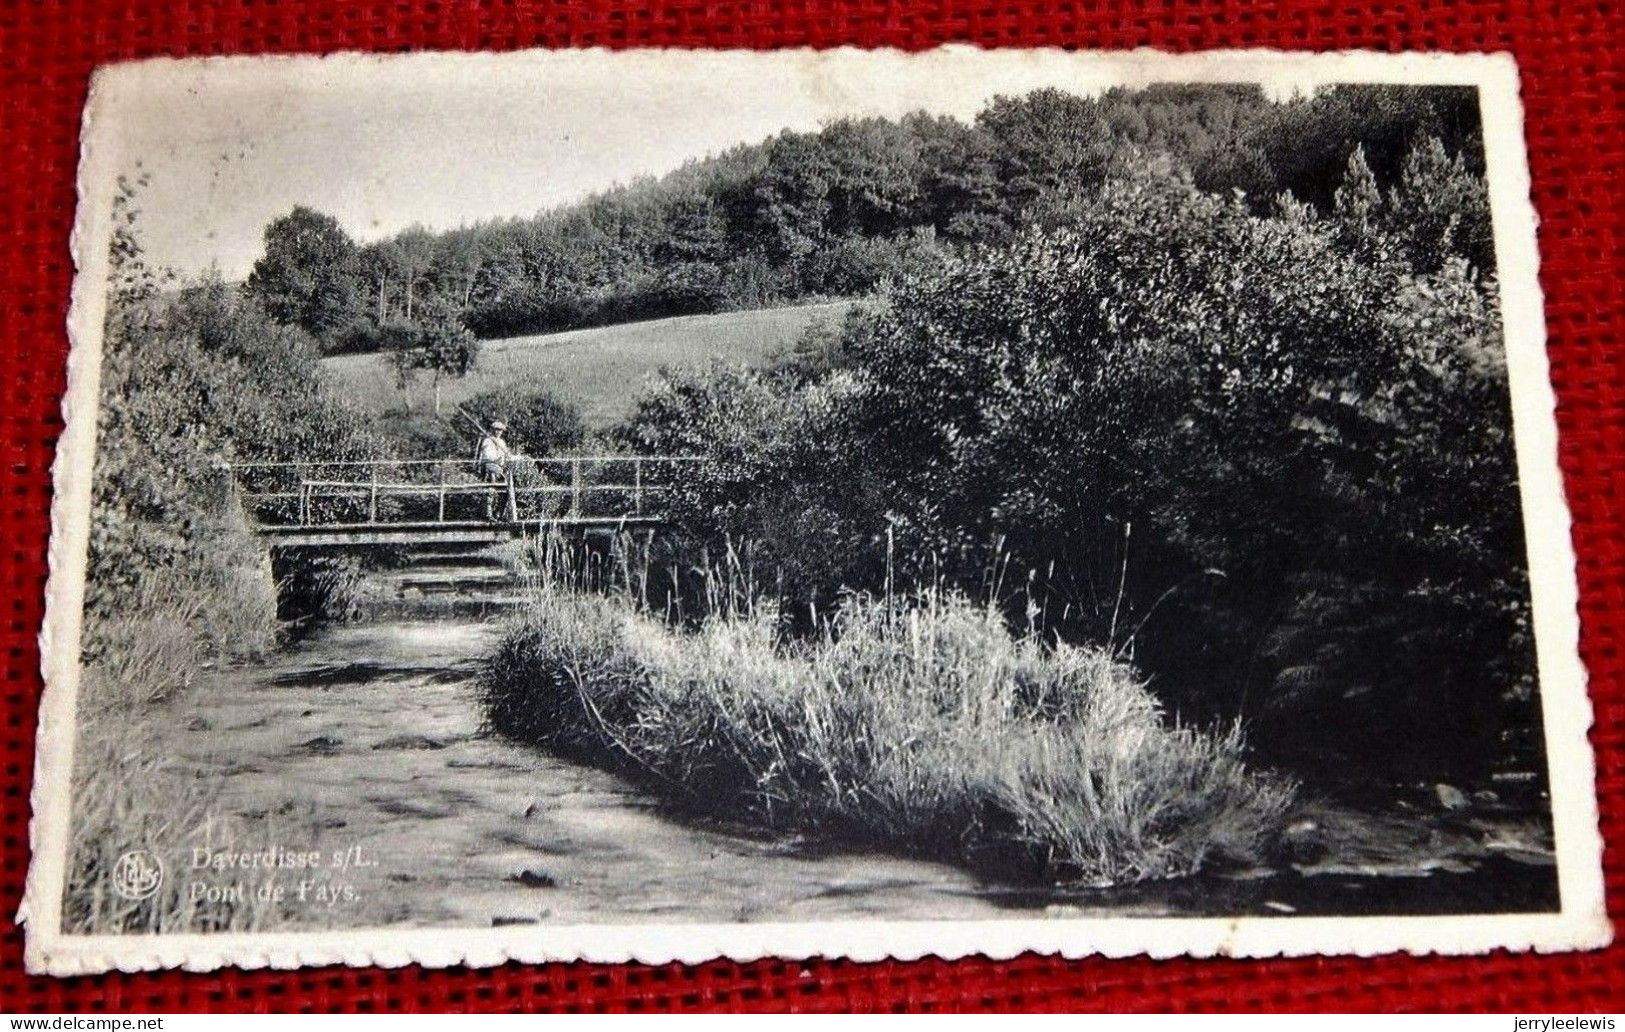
<box><xmin>24</xmin><ymin>46</ymin><xmax>1610</xmax><ymax>974</ymax></box>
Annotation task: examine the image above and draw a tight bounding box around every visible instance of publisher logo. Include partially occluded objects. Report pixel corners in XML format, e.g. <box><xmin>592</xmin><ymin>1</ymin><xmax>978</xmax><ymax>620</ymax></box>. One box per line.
<box><xmin>112</xmin><ymin>849</ymin><xmax>163</xmax><ymax>901</ymax></box>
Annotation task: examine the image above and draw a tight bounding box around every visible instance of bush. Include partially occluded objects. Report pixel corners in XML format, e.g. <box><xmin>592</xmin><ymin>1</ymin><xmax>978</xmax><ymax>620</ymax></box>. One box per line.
<box><xmin>331</xmin><ymin>320</ymin><xmax>425</xmax><ymax>358</ymax></box>
<box><xmin>88</xmin><ymin>271</ymin><xmax>376</xmax><ymax>655</ymax></box>
<box><xmin>840</xmin><ymin>155</ymin><xmax>1530</xmax><ymax>770</ymax></box>
<box><xmin>82</xmin><ymin>539</ymin><xmax>277</xmax><ymax>699</ymax></box>
<box><xmin>271</xmin><ymin>549</ymin><xmax>368</xmax><ymax>630</ymax></box>
<box><xmin>483</xmin><ymin>589</ymin><xmax>1294</xmax><ymax>884</ymax></box>
<box><xmin>616</xmin><ymin>147</ymin><xmax>1529</xmax><ymax>775</ymax></box>
<box><xmin>67</xmin><ymin>200</ymin><xmax>376</xmax><ymax>929</ymax></box>
<box><xmin>462</xmin><ymin>382</ymin><xmax>587</xmax><ymax>460</ymax></box>
<box><xmin>617</xmin><ymin>362</ymin><xmax>891</xmax><ymax>615</ymax></box>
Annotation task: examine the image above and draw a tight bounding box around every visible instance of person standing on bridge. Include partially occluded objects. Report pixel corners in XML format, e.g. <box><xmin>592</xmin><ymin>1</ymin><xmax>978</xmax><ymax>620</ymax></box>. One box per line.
<box><xmin>477</xmin><ymin>419</ymin><xmax>514</xmax><ymax>520</ymax></box>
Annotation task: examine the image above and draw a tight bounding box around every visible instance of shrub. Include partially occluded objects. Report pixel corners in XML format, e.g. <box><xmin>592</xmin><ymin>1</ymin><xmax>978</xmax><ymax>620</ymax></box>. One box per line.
<box><xmin>462</xmin><ymin>382</ymin><xmax>587</xmax><ymax>459</ymax></box>
<box><xmin>615</xmin><ymin>147</ymin><xmax>1528</xmax><ymax>774</ymax></box>
<box><xmin>842</xmin><ymin>157</ymin><xmax>1529</xmax><ymax>764</ymax></box>
<box><xmin>617</xmin><ymin>362</ymin><xmax>890</xmax><ymax>615</ymax></box>
<box><xmin>483</xmin><ymin>589</ymin><xmax>1294</xmax><ymax>884</ymax></box>
<box><xmin>89</xmin><ymin>239</ymin><xmax>377</xmax><ymax>649</ymax></box>
<box><xmin>271</xmin><ymin>549</ymin><xmax>368</xmax><ymax>631</ymax></box>
<box><xmin>331</xmin><ymin>320</ymin><xmax>424</xmax><ymax>358</ymax></box>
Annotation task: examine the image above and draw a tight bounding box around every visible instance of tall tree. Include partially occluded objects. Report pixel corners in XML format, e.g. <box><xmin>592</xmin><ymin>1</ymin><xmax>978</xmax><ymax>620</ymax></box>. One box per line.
<box><xmin>356</xmin><ymin>240</ymin><xmax>404</xmax><ymax>325</ymax></box>
<box><xmin>976</xmin><ymin>88</ymin><xmax>1116</xmax><ymax>225</ymax></box>
<box><xmin>245</xmin><ymin>206</ymin><xmax>362</xmax><ymax>342</ymax></box>
<box><xmin>1332</xmin><ymin>146</ymin><xmax>1385</xmax><ymax>257</ymax></box>
<box><xmin>389</xmin><ymin>299</ymin><xmax>481</xmax><ymax>415</ymax></box>
<box><xmin>1385</xmin><ymin>135</ymin><xmax>1494</xmax><ymax>275</ymax></box>
<box><xmin>391</xmin><ymin>226</ymin><xmax>439</xmax><ymax>324</ymax></box>
<box><xmin>433</xmin><ymin>227</ymin><xmax>488</xmax><ymax>310</ymax></box>
<box><xmin>907</xmin><ymin>112</ymin><xmax>1008</xmax><ymax>242</ymax></box>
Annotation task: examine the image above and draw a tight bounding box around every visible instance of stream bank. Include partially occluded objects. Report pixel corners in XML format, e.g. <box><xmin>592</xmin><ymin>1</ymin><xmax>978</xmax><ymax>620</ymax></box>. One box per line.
<box><xmin>165</xmin><ymin>613</ymin><xmax>1557</xmax><ymax>930</ymax></box>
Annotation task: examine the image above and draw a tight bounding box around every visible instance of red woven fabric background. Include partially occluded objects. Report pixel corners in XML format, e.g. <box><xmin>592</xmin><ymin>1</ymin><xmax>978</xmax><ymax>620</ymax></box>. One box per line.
<box><xmin>1</xmin><ymin>0</ymin><xmax>1619</xmax><ymax>1013</ymax></box>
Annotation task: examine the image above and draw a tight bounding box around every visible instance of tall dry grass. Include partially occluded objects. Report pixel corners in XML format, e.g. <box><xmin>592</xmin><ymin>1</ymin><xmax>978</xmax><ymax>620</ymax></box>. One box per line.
<box><xmin>65</xmin><ymin>674</ymin><xmax>297</xmax><ymax>935</ymax></box>
<box><xmin>484</xmin><ymin>586</ymin><xmax>1295</xmax><ymax>884</ymax></box>
<box><xmin>66</xmin><ymin>560</ymin><xmax>295</xmax><ymax>934</ymax></box>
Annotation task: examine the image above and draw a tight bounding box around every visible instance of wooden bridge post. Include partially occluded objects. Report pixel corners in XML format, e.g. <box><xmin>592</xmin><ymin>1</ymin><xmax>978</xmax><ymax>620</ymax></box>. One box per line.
<box><xmin>437</xmin><ymin>460</ymin><xmax>447</xmax><ymax>523</ymax></box>
<box><xmin>571</xmin><ymin>457</ymin><xmax>583</xmax><ymax>517</ymax></box>
<box><xmin>633</xmin><ymin>458</ymin><xmax>643</xmax><ymax>516</ymax></box>
<box><xmin>368</xmin><ymin>465</ymin><xmax>379</xmax><ymax>523</ymax></box>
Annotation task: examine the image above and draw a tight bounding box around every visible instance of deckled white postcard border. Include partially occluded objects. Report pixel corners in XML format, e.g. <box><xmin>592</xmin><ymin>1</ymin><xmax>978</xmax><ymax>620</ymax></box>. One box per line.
<box><xmin>22</xmin><ymin>45</ymin><xmax>1611</xmax><ymax>975</ymax></box>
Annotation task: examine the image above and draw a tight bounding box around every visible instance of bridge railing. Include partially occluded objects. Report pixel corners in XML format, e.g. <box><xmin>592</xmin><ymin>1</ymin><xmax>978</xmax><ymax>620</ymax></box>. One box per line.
<box><xmin>223</xmin><ymin>455</ymin><xmax>701</xmax><ymax>528</ymax></box>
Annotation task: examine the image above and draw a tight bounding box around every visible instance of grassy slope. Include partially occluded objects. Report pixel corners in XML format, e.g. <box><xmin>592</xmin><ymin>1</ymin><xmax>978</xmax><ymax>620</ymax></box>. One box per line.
<box><xmin>322</xmin><ymin>301</ymin><xmax>855</xmax><ymax>429</ymax></box>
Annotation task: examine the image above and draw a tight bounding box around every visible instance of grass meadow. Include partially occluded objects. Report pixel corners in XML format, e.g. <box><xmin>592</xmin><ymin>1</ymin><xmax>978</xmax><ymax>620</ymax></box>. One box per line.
<box><xmin>322</xmin><ymin>301</ymin><xmax>853</xmax><ymax>428</ymax></box>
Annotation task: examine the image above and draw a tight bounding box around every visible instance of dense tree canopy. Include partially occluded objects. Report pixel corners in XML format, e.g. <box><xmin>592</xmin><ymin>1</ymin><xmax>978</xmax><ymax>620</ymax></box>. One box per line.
<box><xmin>245</xmin><ymin>84</ymin><xmax>1491</xmax><ymax>353</ymax></box>
<box><xmin>621</xmin><ymin>138</ymin><xmax>1524</xmax><ymax>774</ymax></box>
<box><xmin>244</xmin><ymin>207</ymin><xmax>364</xmax><ymax>338</ymax></box>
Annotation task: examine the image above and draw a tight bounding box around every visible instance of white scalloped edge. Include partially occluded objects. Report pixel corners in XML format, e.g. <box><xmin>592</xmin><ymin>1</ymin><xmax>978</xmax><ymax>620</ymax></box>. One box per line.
<box><xmin>22</xmin><ymin>45</ymin><xmax>1612</xmax><ymax>977</ymax></box>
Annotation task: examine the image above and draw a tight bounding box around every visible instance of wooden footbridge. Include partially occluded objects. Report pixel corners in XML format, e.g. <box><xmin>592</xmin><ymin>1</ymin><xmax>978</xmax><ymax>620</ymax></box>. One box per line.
<box><xmin>225</xmin><ymin>455</ymin><xmax>698</xmax><ymax>548</ymax></box>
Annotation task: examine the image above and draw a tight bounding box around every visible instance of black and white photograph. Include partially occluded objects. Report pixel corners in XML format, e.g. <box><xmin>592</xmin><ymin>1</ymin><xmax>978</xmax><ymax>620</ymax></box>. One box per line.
<box><xmin>23</xmin><ymin>47</ymin><xmax>1607</xmax><ymax>973</ymax></box>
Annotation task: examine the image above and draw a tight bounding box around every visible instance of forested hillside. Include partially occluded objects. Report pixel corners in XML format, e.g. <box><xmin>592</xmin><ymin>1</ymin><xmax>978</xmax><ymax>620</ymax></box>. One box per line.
<box><xmin>613</xmin><ymin>123</ymin><xmax>1516</xmax><ymax>775</ymax></box>
<box><xmin>246</xmin><ymin>84</ymin><xmax>1489</xmax><ymax>352</ymax></box>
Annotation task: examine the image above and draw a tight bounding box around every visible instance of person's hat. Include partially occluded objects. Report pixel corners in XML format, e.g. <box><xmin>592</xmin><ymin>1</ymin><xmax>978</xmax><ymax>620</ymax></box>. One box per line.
<box><xmin>490</xmin><ymin>420</ymin><xmax>508</xmax><ymax>431</ymax></box>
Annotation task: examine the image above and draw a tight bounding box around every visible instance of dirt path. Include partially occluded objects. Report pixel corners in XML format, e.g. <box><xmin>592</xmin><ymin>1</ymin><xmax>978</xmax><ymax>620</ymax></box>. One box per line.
<box><xmin>170</xmin><ymin>617</ymin><xmax>1559</xmax><ymax>931</ymax></box>
<box><xmin>173</xmin><ymin>619</ymin><xmax>1046</xmax><ymax>929</ymax></box>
